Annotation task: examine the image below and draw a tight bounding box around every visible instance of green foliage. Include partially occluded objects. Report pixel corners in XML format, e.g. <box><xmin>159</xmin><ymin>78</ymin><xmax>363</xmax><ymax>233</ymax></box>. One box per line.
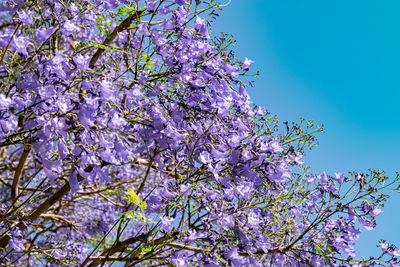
<box><xmin>96</xmin><ymin>13</ymin><xmax>111</xmax><ymax>38</ymax></box>
<box><xmin>124</xmin><ymin>188</ymin><xmax>148</xmax><ymax>211</ymax></box>
<box><xmin>119</xmin><ymin>188</ymin><xmax>152</xmax><ymax>225</ymax></box>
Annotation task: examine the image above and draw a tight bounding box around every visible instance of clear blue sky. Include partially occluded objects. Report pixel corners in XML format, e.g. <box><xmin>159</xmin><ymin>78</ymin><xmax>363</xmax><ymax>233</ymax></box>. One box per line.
<box><xmin>213</xmin><ymin>0</ymin><xmax>400</xmax><ymax>259</ymax></box>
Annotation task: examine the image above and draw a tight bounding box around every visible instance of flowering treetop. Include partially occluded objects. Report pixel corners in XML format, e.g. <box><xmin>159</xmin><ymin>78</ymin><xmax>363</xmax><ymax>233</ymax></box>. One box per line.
<box><xmin>0</xmin><ymin>0</ymin><xmax>399</xmax><ymax>266</ymax></box>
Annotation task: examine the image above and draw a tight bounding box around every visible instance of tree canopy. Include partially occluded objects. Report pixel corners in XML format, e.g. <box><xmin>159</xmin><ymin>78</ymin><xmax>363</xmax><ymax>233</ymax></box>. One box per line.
<box><xmin>0</xmin><ymin>0</ymin><xmax>399</xmax><ymax>266</ymax></box>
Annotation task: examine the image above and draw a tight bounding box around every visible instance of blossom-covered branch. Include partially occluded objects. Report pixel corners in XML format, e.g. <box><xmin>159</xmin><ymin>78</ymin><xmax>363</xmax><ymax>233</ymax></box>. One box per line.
<box><xmin>0</xmin><ymin>0</ymin><xmax>398</xmax><ymax>266</ymax></box>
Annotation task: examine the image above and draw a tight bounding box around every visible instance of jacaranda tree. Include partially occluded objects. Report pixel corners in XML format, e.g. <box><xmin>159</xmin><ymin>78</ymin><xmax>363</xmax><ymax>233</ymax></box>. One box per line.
<box><xmin>0</xmin><ymin>0</ymin><xmax>399</xmax><ymax>266</ymax></box>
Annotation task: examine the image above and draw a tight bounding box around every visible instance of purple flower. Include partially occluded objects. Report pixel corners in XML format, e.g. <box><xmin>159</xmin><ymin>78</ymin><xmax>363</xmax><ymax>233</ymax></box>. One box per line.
<box><xmin>36</xmin><ymin>26</ymin><xmax>56</xmax><ymax>43</ymax></box>
<box><xmin>306</xmin><ymin>175</ymin><xmax>316</xmax><ymax>184</ymax></box>
<box><xmin>172</xmin><ymin>256</ymin><xmax>187</xmax><ymax>267</ymax></box>
<box><xmin>268</xmin><ymin>139</ymin><xmax>283</xmax><ymax>153</ymax></box>
<box><xmin>260</xmin><ymin>139</ymin><xmax>283</xmax><ymax>153</ymax></box>
<box><xmin>160</xmin><ymin>187</ymin><xmax>176</xmax><ymax>199</ymax></box>
<box><xmin>347</xmin><ymin>207</ymin><xmax>356</xmax><ymax>221</ymax></box>
<box><xmin>85</xmin><ymin>214</ymin><xmax>111</xmax><ymax>236</ymax></box>
<box><xmin>288</xmin><ymin>152</ymin><xmax>304</xmax><ymax>164</ymax></box>
<box><xmin>58</xmin><ymin>140</ymin><xmax>68</xmax><ymax>159</ymax></box>
<box><xmin>62</xmin><ymin>20</ymin><xmax>80</xmax><ymax>36</ymax></box>
<box><xmin>18</xmin><ymin>10</ymin><xmax>34</xmax><ymax>25</ymax></box>
<box><xmin>180</xmin><ymin>184</ymin><xmax>192</xmax><ymax>196</ymax></box>
<box><xmin>380</xmin><ymin>242</ymin><xmax>390</xmax><ymax>253</ymax></box>
<box><xmin>239</xmin><ymin>85</ymin><xmax>249</xmax><ymax>99</ymax></box>
<box><xmin>0</xmin><ymin>33</ymin><xmax>11</xmax><ymax>47</ymax></box>
<box><xmin>224</xmin><ymin>63</ymin><xmax>238</xmax><ymax>76</ymax></box>
<box><xmin>289</xmin><ymin>207</ymin><xmax>303</xmax><ymax>217</ymax></box>
<box><xmin>109</xmin><ymin>113</ymin><xmax>127</xmax><ymax>128</ymax></box>
<box><xmin>247</xmin><ymin>211</ymin><xmax>261</xmax><ymax>228</ymax></box>
<box><xmin>158</xmin><ymin>5</ymin><xmax>170</xmax><ymax>15</ymax></box>
<box><xmin>8</xmin><ymin>228</ymin><xmax>25</xmax><ymax>252</ymax></box>
<box><xmin>225</xmin><ymin>248</ymin><xmax>247</xmax><ymax>266</ymax></box>
<box><xmin>227</xmin><ymin>134</ymin><xmax>241</xmax><ymax>148</ymax></box>
<box><xmin>0</xmin><ymin>116</ymin><xmax>18</xmax><ymax>133</ymax></box>
<box><xmin>318</xmin><ymin>171</ymin><xmax>328</xmax><ymax>183</ymax></box>
<box><xmin>370</xmin><ymin>205</ymin><xmax>383</xmax><ymax>217</ymax></box>
<box><xmin>73</xmin><ymin>54</ymin><xmax>89</xmax><ymax>71</ymax></box>
<box><xmin>0</xmin><ymin>94</ymin><xmax>11</xmax><ymax>110</ymax></box>
<box><xmin>198</xmin><ymin>151</ymin><xmax>210</xmax><ymax>164</ymax></box>
<box><xmin>53</xmin><ymin>249</ymin><xmax>67</xmax><ymax>259</ymax></box>
<box><xmin>138</xmin><ymin>23</ymin><xmax>150</xmax><ymax>36</ymax></box>
<box><xmin>390</xmin><ymin>248</ymin><xmax>400</xmax><ymax>257</ymax></box>
<box><xmin>228</xmin><ymin>150</ymin><xmax>240</xmax><ymax>164</ymax></box>
<box><xmin>93</xmin><ymin>166</ymin><xmax>110</xmax><ymax>185</ymax></box>
<box><xmin>186</xmin><ymin>229</ymin><xmax>204</xmax><ymax>241</ymax></box>
<box><xmin>335</xmin><ymin>172</ymin><xmax>345</xmax><ymax>183</ymax></box>
<box><xmin>236</xmin><ymin>183</ymin><xmax>253</xmax><ymax>199</ymax></box>
<box><xmin>241</xmin><ymin>57</ymin><xmax>254</xmax><ymax>70</ymax></box>
<box><xmin>146</xmin><ymin>0</ymin><xmax>157</xmax><ymax>11</ymax></box>
<box><xmin>358</xmin><ymin>217</ymin><xmax>374</xmax><ymax>230</ymax></box>
<box><xmin>161</xmin><ymin>18</ymin><xmax>173</xmax><ymax>30</ymax></box>
<box><xmin>219</xmin><ymin>215</ymin><xmax>235</xmax><ymax>229</ymax></box>
<box><xmin>175</xmin><ymin>0</ymin><xmax>186</xmax><ymax>6</ymax></box>
<box><xmin>193</xmin><ymin>16</ymin><xmax>209</xmax><ymax>38</ymax></box>
<box><xmin>160</xmin><ymin>216</ymin><xmax>174</xmax><ymax>232</ymax></box>
<box><xmin>117</xmin><ymin>31</ymin><xmax>128</xmax><ymax>45</ymax></box>
<box><xmin>103</xmin><ymin>0</ymin><xmax>119</xmax><ymax>9</ymax></box>
<box><xmin>137</xmin><ymin>71</ymin><xmax>149</xmax><ymax>85</ymax></box>
<box><xmin>43</xmin><ymin>159</ymin><xmax>62</xmax><ymax>180</ymax></box>
<box><xmin>12</xmin><ymin>36</ymin><xmax>31</xmax><ymax>55</ymax></box>
<box><xmin>69</xmin><ymin>169</ymin><xmax>81</xmax><ymax>195</ymax></box>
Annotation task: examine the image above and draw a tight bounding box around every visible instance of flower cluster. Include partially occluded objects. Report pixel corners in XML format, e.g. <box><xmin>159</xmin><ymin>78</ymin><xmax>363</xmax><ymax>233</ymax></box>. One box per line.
<box><xmin>0</xmin><ymin>0</ymin><xmax>398</xmax><ymax>266</ymax></box>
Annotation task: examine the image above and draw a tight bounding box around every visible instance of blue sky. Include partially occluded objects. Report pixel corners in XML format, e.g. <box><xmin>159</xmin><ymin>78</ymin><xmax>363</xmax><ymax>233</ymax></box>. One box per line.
<box><xmin>213</xmin><ymin>0</ymin><xmax>400</xmax><ymax>259</ymax></box>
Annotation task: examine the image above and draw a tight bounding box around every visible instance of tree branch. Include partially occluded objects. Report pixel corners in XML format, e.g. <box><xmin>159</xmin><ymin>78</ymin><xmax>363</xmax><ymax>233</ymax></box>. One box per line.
<box><xmin>85</xmin><ymin>233</ymin><xmax>147</xmax><ymax>267</ymax></box>
<box><xmin>11</xmin><ymin>147</ymin><xmax>31</xmax><ymax>205</ymax></box>
<box><xmin>40</xmin><ymin>213</ymin><xmax>77</xmax><ymax>228</ymax></box>
<box><xmin>166</xmin><ymin>242</ymin><xmax>210</xmax><ymax>254</ymax></box>
<box><xmin>0</xmin><ymin>165</ymin><xmax>94</xmax><ymax>248</ymax></box>
<box><xmin>86</xmin><ymin>231</ymin><xmax>178</xmax><ymax>267</ymax></box>
<box><xmin>89</xmin><ymin>10</ymin><xmax>144</xmax><ymax>69</ymax></box>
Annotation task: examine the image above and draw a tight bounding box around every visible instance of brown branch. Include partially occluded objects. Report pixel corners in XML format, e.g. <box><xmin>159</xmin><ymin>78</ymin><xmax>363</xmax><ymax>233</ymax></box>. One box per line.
<box><xmin>11</xmin><ymin>147</ymin><xmax>31</xmax><ymax>205</ymax></box>
<box><xmin>40</xmin><ymin>213</ymin><xmax>77</xmax><ymax>228</ymax></box>
<box><xmin>128</xmin><ymin>258</ymin><xmax>174</xmax><ymax>267</ymax></box>
<box><xmin>132</xmin><ymin>157</ymin><xmax>150</xmax><ymax>167</ymax></box>
<box><xmin>89</xmin><ymin>10</ymin><xmax>144</xmax><ymax>69</ymax></box>
<box><xmin>88</xmin><ymin>256</ymin><xmax>131</xmax><ymax>262</ymax></box>
<box><xmin>0</xmin><ymin>165</ymin><xmax>94</xmax><ymax>248</ymax></box>
<box><xmin>238</xmin><ymin>245</ymin><xmax>297</xmax><ymax>257</ymax></box>
<box><xmin>0</xmin><ymin>173</ymin><xmax>46</xmax><ymax>224</ymax></box>
<box><xmin>0</xmin><ymin>22</ymin><xmax>21</xmax><ymax>66</ymax></box>
<box><xmin>97</xmin><ymin>192</ymin><xmax>125</xmax><ymax>208</ymax></box>
<box><xmin>0</xmin><ymin>22</ymin><xmax>19</xmax><ymax>30</ymax></box>
<box><xmin>85</xmin><ymin>233</ymin><xmax>147</xmax><ymax>267</ymax></box>
<box><xmin>166</xmin><ymin>242</ymin><xmax>210</xmax><ymax>254</ymax></box>
<box><xmin>86</xmin><ymin>231</ymin><xmax>178</xmax><ymax>267</ymax></box>
<box><xmin>26</xmin><ymin>167</ymin><xmax>89</xmax><ymax>224</ymax></box>
<box><xmin>136</xmin><ymin>152</ymin><xmax>158</xmax><ymax>194</ymax></box>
